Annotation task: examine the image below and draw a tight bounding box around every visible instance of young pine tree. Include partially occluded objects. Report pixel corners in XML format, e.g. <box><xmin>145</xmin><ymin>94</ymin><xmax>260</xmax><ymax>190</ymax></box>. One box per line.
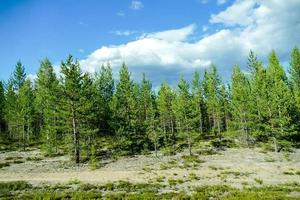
<box><xmin>191</xmin><ymin>71</ymin><xmax>204</xmax><ymax>135</ymax></box>
<box><xmin>80</xmin><ymin>73</ymin><xmax>98</xmax><ymax>161</ymax></box>
<box><xmin>60</xmin><ymin>55</ymin><xmax>84</xmax><ymax>164</ymax></box>
<box><xmin>94</xmin><ymin>64</ymin><xmax>114</xmax><ymax>135</ymax></box>
<box><xmin>203</xmin><ymin>65</ymin><xmax>223</xmax><ymax>138</ymax></box>
<box><xmin>18</xmin><ymin>79</ymin><xmax>34</xmax><ymax>150</ymax></box>
<box><xmin>266</xmin><ymin>51</ymin><xmax>293</xmax><ymax>151</ymax></box>
<box><xmin>231</xmin><ymin>65</ymin><xmax>252</xmax><ymax>145</ymax></box>
<box><xmin>35</xmin><ymin>58</ymin><xmax>60</xmax><ymax>155</ymax></box>
<box><xmin>110</xmin><ymin>63</ymin><xmax>138</xmax><ymax>154</ymax></box>
<box><xmin>157</xmin><ymin>81</ymin><xmax>176</xmax><ymax>148</ymax></box>
<box><xmin>173</xmin><ymin>77</ymin><xmax>194</xmax><ymax>155</ymax></box>
<box><xmin>13</xmin><ymin>61</ymin><xmax>26</xmax><ymax>91</ymax></box>
<box><xmin>289</xmin><ymin>46</ymin><xmax>300</xmax><ymax>131</ymax></box>
<box><xmin>4</xmin><ymin>81</ymin><xmax>17</xmax><ymax>140</ymax></box>
<box><xmin>0</xmin><ymin>81</ymin><xmax>5</xmax><ymax>134</ymax></box>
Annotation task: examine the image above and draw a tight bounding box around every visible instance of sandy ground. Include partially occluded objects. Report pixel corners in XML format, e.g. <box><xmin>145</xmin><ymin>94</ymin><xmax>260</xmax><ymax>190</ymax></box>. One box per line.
<box><xmin>0</xmin><ymin>148</ymin><xmax>299</xmax><ymax>188</ymax></box>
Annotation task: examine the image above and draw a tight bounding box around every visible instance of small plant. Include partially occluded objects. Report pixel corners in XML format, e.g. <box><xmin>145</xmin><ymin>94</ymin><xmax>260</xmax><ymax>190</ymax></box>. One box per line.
<box><xmin>155</xmin><ymin>176</ymin><xmax>165</xmax><ymax>183</ymax></box>
<box><xmin>189</xmin><ymin>173</ymin><xmax>200</xmax><ymax>180</ymax></box>
<box><xmin>12</xmin><ymin>160</ymin><xmax>24</xmax><ymax>164</ymax></box>
<box><xmin>264</xmin><ymin>157</ymin><xmax>276</xmax><ymax>162</ymax></box>
<box><xmin>254</xmin><ymin>178</ymin><xmax>263</xmax><ymax>185</ymax></box>
<box><xmin>284</xmin><ymin>152</ymin><xmax>291</xmax><ymax>161</ymax></box>
<box><xmin>283</xmin><ymin>171</ymin><xmax>295</xmax><ymax>175</ymax></box>
<box><xmin>0</xmin><ymin>162</ymin><xmax>10</xmax><ymax>169</ymax></box>
<box><xmin>182</xmin><ymin>155</ymin><xmax>205</xmax><ymax>168</ymax></box>
<box><xmin>88</xmin><ymin>144</ymin><xmax>98</xmax><ymax>170</ymax></box>
<box><xmin>26</xmin><ymin>157</ymin><xmax>43</xmax><ymax>161</ymax></box>
<box><xmin>168</xmin><ymin>178</ymin><xmax>184</xmax><ymax>186</ymax></box>
<box><xmin>5</xmin><ymin>156</ymin><xmax>22</xmax><ymax>160</ymax></box>
<box><xmin>160</xmin><ymin>163</ymin><xmax>169</xmax><ymax>170</ymax></box>
<box><xmin>209</xmin><ymin>165</ymin><xmax>224</xmax><ymax>171</ymax></box>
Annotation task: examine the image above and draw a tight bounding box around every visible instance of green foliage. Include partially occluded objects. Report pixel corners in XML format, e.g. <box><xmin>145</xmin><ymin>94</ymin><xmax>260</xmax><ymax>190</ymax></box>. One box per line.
<box><xmin>0</xmin><ymin>81</ymin><xmax>5</xmax><ymax>135</ymax></box>
<box><xmin>35</xmin><ymin>58</ymin><xmax>60</xmax><ymax>155</ymax></box>
<box><xmin>2</xmin><ymin>48</ymin><xmax>300</xmax><ymax>160</ymax></box>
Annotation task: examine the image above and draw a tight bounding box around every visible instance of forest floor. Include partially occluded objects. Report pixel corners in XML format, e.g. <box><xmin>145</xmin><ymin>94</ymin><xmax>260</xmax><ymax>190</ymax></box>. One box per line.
<box><xmin>0</xmin><ymin>146</ymin><xmax>300</xmax><ymax>190</ymax></box>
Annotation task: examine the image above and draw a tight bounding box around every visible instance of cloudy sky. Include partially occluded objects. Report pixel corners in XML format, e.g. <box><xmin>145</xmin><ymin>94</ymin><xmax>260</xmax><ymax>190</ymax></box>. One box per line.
<box><xmin>0</xmin><ymin>0</ymin><xmax>300</xmax><ymax>86</ymax></box>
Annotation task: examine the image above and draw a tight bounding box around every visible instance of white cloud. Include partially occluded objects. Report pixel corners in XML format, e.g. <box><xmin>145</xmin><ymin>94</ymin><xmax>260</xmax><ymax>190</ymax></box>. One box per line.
<box><xmin>141</xmin><ymin>24</ymin><xmax>196</xmax><ymax>42</ymax></box>
<box><xmin>202</xmin><ymin>25</ymin><xmax>208</xmax><ymax>32</ymax></box>
<box><xmin>129</xmin><ymin>1</ymin><xmax>144</xmax><ymax>10</ymax></box>
<box><xmin>80</xmin><ymin>0</ymin><xmax>300</xmax><ymax>85</ymax></box>
<box><xmin>116</xmin><ymin>11</ymin><xmax>125</xmax><ymax>17</ymax></box>
<box><xmin>111</xmin><ymin>30</ymin><xmax>138</xmax><ymax>36</ymax></box>
<box><xmin>210</xmin><ymin>0</ymin><xmax>256</xmax><ymax>26</ymax></box>
<box><xmin>217</xmin><ymin>0</ymin><xmax>227</xmax><ymax>5</ymax></box>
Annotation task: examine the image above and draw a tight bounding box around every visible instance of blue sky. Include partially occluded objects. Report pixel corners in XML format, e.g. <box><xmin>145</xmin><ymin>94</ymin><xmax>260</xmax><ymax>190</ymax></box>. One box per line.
<box><xmin>1</xmin><ymin>0</ymin><xmax>300</xmax><ymax>86</ymax></box>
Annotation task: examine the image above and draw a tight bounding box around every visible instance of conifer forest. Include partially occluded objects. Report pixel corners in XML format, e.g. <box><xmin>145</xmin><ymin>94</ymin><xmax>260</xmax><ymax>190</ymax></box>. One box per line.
<box><xmin>1</xmin><ymin>47</ymin><xmax>300</xmax><ymax>199</ymax></box>
<box><xmin>1</xmin><ymin>48</ymin><xmax>300</xmax><ymax>161</ymax></box>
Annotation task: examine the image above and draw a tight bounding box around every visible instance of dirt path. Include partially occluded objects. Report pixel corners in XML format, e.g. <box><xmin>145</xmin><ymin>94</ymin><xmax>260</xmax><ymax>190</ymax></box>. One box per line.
<box><xmin>0</xmin><ymin>148</ymin><xmax>299</xmax><ymax>187</ymax></box>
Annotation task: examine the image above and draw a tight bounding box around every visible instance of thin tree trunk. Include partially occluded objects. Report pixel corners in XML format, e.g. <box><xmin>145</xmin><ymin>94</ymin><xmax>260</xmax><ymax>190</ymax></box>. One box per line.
<box><xmin>72</xmin><ymin>109</ymin><xmax>79</xmax><ymax>164</ymax></box>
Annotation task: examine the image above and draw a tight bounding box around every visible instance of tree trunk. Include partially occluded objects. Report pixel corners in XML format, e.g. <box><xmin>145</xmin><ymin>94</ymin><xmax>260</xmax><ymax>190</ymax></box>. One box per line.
<box><xmin>273</xmin><ymin>137</ymin><xmax>278</xmax><ymax>152</ymax></box>
<box><xmin>187</xmin><ymin>132</ymin><xmax>192</xmax><ymax>156</ymax></box>
<box><xmin>72</xmin><ymin>109</ymin><xmax>80</xmax><ymax>164</ymax></box>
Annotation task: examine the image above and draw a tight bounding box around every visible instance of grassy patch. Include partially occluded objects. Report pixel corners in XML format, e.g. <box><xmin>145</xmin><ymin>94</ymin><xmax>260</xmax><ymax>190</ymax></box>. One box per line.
<box><xmin>4</xmin><ymin>156</ymin><xmax>23</xmax><ymax>160</ymax></box>
<box><xmin>209</xmin><ymin>165</ymin><xmax>225</xmax><ymax>171</ymax></box>
<box><xmin>26</xmin><ymin>157</ymin><xmax>43</xmax><ymax>161</ymax></box>
<box><xmin>254</xmin><ymin>178</ymin><xmax>263</xmax><ymax>185</ymax></box>
<box><xmin>188</xmin><ymin>172</ymin><xmax>200</xmax><ymax>180</ymax></box>
<box><xmin>1</xmin><ymin>181</ymin><xmax>300</xmax><ymax>200</ymax></box>
<box><xmin>220</xmin><ymin>171</ymin><xmax>252</xmax><ymax>177</ymax></box>
<box><xmin>182</xmin><ymin>155</ymin><xmax>205</xmax><ymax>168</ymax></box>
<box><xmin>168</xmin><ymin>178</ymin><xmax>184</xmax><ymax>187</ymax></box>
<box><xmin>0</xmin><ymin>162</ymin><xmax>10</xmax><ymax>169</ymax></box>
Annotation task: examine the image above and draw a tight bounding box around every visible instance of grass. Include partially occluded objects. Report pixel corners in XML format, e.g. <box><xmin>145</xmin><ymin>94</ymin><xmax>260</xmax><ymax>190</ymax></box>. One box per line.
<box><xmin>220</xmin><ymin>171</ymin><xmax>252</xmax><ymax>177</ymax></box>
<box><xmin>1</xmin><ymin>181</ymin><xmax>300</xmax><ymax>200</ymax></box>
<box><xmin>181</xmin><ymin>155</ymin><xmax>205</xmax><ymax>168</ymax></box>
<box><xmin>0</xmin><ymin>162</ymin><xmax>10</xmax><ymax>169</ymax></box>
<box><xmin>4</xmin><ymin>156</ymin><xmax>23</xmax><ymax>160</ymax></box>
<box><xmin>188</xmin><ymin>172</ymin><xmax>200</xmax><ymax>180</ymax></box>
<box><xmin>26</xmin><ymin>157</ymin><xmax>43</xmax><ymax>161</ymax></box>
<box><xmin>209</xmin><ymin>165</ymin><xmax>225</xmax><ymax>171</ymax></box>
<box><xmin>168</xmin><ymin>178</ymin><xmax>184</xmax><ymax>186</ymax></box>
<box><xmin>264</xmin><ymin>157</ymin><xmax>276</xmax><ymax>162</ymax></box>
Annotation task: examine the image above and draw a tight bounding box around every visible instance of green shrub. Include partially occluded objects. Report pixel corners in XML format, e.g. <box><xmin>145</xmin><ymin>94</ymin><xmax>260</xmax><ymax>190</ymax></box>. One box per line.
<box><xmin>0</xmin><ymin>162</ymin><xmax>10</xmax><ymax>168</ymax></box>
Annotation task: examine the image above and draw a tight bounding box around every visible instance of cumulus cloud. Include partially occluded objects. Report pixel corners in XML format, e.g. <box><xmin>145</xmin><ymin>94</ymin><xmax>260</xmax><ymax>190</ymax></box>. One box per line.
<box><xmin>129</xmin><ymin>1</ymin><xmax>144</xmax><ymax>10</ymax></box>
<box><xmin>80</xmin><ymin>0</ymin><xmax>300</xmax><ymax>86</ymax></box>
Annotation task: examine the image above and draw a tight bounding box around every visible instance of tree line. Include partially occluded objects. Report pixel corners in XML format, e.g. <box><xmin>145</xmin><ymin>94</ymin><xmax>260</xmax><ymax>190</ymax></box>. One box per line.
<box><xmin>0</xmin><ymin>47</ymin><xmax>300</xmax><ymax>163</ymax></box>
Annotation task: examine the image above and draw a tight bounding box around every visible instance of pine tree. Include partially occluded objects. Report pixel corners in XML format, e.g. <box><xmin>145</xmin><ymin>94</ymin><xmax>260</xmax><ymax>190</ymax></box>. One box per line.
<box><xmin>80</xmin><ymin>73</ymin><xmax>98</xmax><ymax>160</ymax></box>
<box><xmin>35</xmin><ymin>58</ymin><xmax>60</xmax><ymax>154</ymax></box>
<box><xmin>266</xmin><ymin>51</ymin><xmax>293</xmax><ymax>151</ymax></box>
<box><xmin>157</xmin><ymin>81</ymin><xmax>176</xmax><ymax>148</ymax></box>
<box><xmin>18</xmin><ymin>79</ymin><xmax>34</xmax><ymax>150</ymax></box>
<box><xmin>203</xmin><ymin>65</ymin><xmax>223</xmax><ymax>138</ymax></box>
<box><xmin>13</xmin><ymin>61</ymin><xmax>26</xmax><ymax>91</ymax></box>
<box><xmin>60</xmin><ymin>55</ymin><xmax>83</xmax><ymax>163</ymax></box>
<box><xmin>139</xmin><ymin>74</ymin><xmax>161</xmax><ymax>154</ymax></box>
<box><xmin>110</xmin><ymin>63</ymin><xmax>139</xmax><ymax>154</ymax></box>
<box><xmin>173</xmin><ymin>77</ymin><xmax>194</xmax><ymax>155</ymax></box>
<box><xmin>0</xmin><ymin>81</ymin><xmax>5</xmax><ymax>134</ymax></box>
<box><xmin>289</xmin><ymin>46</ymin><xmax>300</xmax><ymax>139</ymax></box>
<box><xmin>191</xmin><ymin>71</ymin><xmax>204</xmax><ymax>135</ymax></box>
<box><xmin>94</xmin><ymin>64</ymin><xmax>114</xmax><ymax>135</ymax></box>
<box><xmin>231</xmin><ymin>65</ymin><xmax>252</xmax><ymax>144</ymax></box>
<box><xmin>4</xmin><ymin>81</ymin><xmax>17</xmax><ymax>140</ymax></box>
